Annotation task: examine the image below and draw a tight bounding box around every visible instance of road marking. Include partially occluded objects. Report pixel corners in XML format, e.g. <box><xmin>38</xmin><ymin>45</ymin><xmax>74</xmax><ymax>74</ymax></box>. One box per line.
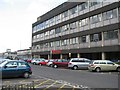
<box><xmin>43</xmin><ymin>81</ymin><xmax>57</xmax><ymax>90</ymax></box>
<box><xmin>19</xmin><ymin>80</ymin><xmax>26</xmax><ymax>83</ymax></box>
<box><xmin>57</xmin><ymin>84</ymin><xmax>65</xmax><ymax>90</ymax></box>
<box><xmin>34</xmin><ymin>79</ymin><xmax>50</xmax><ymax>88</ymax></box>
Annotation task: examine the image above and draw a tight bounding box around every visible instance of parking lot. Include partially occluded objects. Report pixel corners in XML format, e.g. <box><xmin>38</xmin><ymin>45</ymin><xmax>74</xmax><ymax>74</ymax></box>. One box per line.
<box><xmin>1</xmin><ymin>74</ymin><xmax>83</xmax><ymax>90</ymax></box>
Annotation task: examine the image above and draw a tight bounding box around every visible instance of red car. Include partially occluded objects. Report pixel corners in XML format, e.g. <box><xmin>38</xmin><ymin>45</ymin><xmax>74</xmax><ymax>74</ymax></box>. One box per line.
<box><xmin>52</xmin><ymin>59</ymin><xmax>69</xmax><ymax>68</ymax></box>
<box><xmin>27</xmin><ymin>59</ymin><xmax>32</xmax><ymax>63</ymax></box>
<box><xmin>38</xmin><ymin>60</ymin><xmax>47</xmax><ymax>66</ymax></box>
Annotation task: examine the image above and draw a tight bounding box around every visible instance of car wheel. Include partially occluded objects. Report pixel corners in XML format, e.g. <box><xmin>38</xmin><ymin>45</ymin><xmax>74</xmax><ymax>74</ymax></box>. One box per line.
<box><xmin>73</xmin><ymin>66</ymin><xmax>78</xmax><ymax>70</ymax></box>
<box><xmin>95</xmin><ymin>67</ymin><xmax>101</xmax><ymax>72</ymax></box>
<box><xmin>54</xmin><ymin>65</ymin><xmax>58</xmax><ymax>68</ymax></box>
<box><xmin>23</xmin><ymin>72</ymin><xmax>30</xmax><ymax>78</ymax></box>
<box><xmin>117</xmin><ymin>67</ymin><xmax>120</xmax><ymax>72</ymax></box>
<box><xmin>50</xmin><ymin>64</ymin><xmax>53</xmax><ymax>67</ymax></box>
<box><xmin>33</xmin><ymin>62</ymin><xmax>36</xmax><ymax>65</ymax></box>
<box><xmin>39</xmin><ymin>64</ymin><xmax>42</xmax><ymax>66</ymax></box>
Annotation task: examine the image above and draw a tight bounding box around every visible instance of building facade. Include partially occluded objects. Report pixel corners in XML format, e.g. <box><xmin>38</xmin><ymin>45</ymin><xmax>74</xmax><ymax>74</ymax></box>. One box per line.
<box><xmin>32</xmin><ymin>0</ymin><xmax>120</xmax><ymax>60</ymax></box>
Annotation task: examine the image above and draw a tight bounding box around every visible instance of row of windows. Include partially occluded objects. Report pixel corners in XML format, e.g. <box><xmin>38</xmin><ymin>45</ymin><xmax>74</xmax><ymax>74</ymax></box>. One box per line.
<box><xmin>33</xmin><ymin>30</ymin><xmax>118</xmax><ymax>49</ymax></box>
<box><xmin>32</xmin><ymin>0</ymin><xmax>119</xmax><ymax>33</ymax></box>
<box><xmin>33</xmin><ymin>8</ymin><xmax>119</xmax><ymax>40</ymax></box>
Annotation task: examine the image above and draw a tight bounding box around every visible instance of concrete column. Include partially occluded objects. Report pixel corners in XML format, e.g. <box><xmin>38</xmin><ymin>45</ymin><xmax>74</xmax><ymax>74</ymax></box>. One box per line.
<box><xmin>101</xmin><ymin>32</ymin><xmax>104</xmax><ymax>47</ymax></box>
<box><xmin>102</xmin><ymin>52</ymin><xmax>106</xmax><ymax>60</ymax></box>
<box><xmin>48</xmin><ymin>54</ymin><xmax>50</xmax><ymax>59</ymax></box>
<box><xmin>60</xmin><ymin>54</ymin><xmax>63</xmax><ymax>59</ymax></box>
<box><xmin>77</xmin><ymin>53</ymin><xmax>81</xmax><ymax>58</ymax></box>
<box><xmin>69</xmin><ymin>53</ymin><xmax>71</xmax><ymax>58</ymax></box>
<box><xmin>118</xmin><ymin>29</ymin><xmax>120</xmax><ymax>45</ymax></box>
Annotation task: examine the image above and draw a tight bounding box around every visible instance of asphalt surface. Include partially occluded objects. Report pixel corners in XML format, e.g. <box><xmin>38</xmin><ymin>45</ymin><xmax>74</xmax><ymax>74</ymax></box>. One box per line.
<box><xmin>1</xmin><ymin>63</ymin><xmax>119</xmax><ymax>89</ymax></box>
<box><xmin>30</xmin><ymin>64</ymin><xmax>119</xmax><ymax>88</ymax></box>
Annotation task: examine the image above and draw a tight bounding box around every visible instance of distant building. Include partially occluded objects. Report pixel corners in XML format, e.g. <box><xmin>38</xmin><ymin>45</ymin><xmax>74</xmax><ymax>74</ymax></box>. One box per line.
<box><xmin>32</xmin><ymin>0</ymin><xmax>120</xmax><ymax>60</ymax></box>
<box><xmin>17</xmin><ymin>49</ymin><xmax>32</xmax><ymax>59</ymax></box>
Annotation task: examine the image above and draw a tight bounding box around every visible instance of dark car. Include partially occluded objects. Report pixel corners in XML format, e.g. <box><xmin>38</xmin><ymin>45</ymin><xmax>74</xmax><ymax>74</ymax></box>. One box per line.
<box><xmin>52</xmin><ymin>59</ymin><xmax>69</xmax><ymax>68</ymax></box>
<box><xmin>0</xmin><ymin>60</ymin><xmax>32</xmax><ymax>78</ymax></box>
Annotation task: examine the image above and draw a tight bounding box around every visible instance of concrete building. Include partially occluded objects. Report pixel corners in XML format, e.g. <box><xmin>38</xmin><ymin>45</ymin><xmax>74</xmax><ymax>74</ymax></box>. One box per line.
<box><xmin>32</xmin><ymin>0</ymin><xmax>120</xmax><ymax>60</ymax></box>
<box><xmin>17</xmin><ymin>49</ymin><xmax>32</xmax><ymax>59</ymax></box>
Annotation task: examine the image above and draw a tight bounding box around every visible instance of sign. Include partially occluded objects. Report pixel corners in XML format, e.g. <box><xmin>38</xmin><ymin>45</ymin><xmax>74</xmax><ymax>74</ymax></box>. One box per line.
<box><xmin>51</xmin><ymin>50</ymin><xmax>61</xmax><ymax>54</ymax></box>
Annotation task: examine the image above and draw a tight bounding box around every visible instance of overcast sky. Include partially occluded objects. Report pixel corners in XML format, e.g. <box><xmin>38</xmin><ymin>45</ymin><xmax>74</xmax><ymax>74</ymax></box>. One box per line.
<box><xmin>0</xmin><ymin>0</ymin><xmax>67</xmax><ymax>53</ymax></box>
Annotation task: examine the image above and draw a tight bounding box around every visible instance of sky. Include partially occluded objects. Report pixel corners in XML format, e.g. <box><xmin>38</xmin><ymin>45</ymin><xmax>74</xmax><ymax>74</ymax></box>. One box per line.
<box><xmin>0</xmin><ymin>0</ymin><xmax>67</xmax><ymax>53</ymax></box>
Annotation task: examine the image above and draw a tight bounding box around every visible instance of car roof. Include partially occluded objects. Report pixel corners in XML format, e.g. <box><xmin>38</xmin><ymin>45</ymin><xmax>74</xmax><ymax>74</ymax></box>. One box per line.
<box><xmin>93</xmin><ymin>60</ymin><xmax>111</xmax><ymax>62</ymax></box>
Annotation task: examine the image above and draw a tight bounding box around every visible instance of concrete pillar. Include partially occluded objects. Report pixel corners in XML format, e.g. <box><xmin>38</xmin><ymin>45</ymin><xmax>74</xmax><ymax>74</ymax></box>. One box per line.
<box><xmin>69</xmin><ymin>53</ymin><xmax>71</xmax><ymax>58</ymax></box>
<box><xmin>77</xmin><ymin>53</ymin><xmax>81</xmax><ymax>58</ymax></box>
<box><xmin>102</xmin><ymin>52</ymin><xmax>106</xmax><ymax>60</ymax></box>
<box><xmin>48</xmin><ymin>54</ymin><xmax>50</xmax><ymax>59</ymax></box>
<box><xmin>60</xmin><ymin>54</ymin><xmax>63</xmax><ymax>59</ymax></box>
<box><xmin>118</xmin><ymin>29</ymin><xmax>120</xmax><ymax>45</ymax></box>
<box><xmin>101</xmin><ymin>32</ymin><xmax>104</xmax><ymax>47</ymax></box>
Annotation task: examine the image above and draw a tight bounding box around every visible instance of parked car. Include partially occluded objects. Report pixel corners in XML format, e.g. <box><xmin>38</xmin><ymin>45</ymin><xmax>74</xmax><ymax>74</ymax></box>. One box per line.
<box><xmin>52</xmin><ymin>59</ymin><xmax>69</xmax><ymax>68</ymax></box>
<box><xmin>88</xmin><ymin>60</ymin><xmax>120</xmax><ymax>72</ymax></box>
<box><xmin>26</xmin><ymin>58</ymin><xmax>32</xmax><ymax>63</ymax></box>
<box><xmin>0</xmin><ymin>60</ymin><xmax>32</xmax><ymax>78</ymax></box>
<box><xmin>46</xmin><ymin>59</ymin><xmax>55</xmax><ymax>67</ymax></box>
<box><xmin>38</xmin><ymin>59</ymin><xmax>47</xmax><ymax>66</ymax></box>
<box><xmin>31</xmin><ymin>58</ymin><xmax>42</xmax><ymax>65</ymax></box>
<box><xmin>68</xmin><ymin>58</ymin><xmax>91</xmax><ymax>70</ymax></box>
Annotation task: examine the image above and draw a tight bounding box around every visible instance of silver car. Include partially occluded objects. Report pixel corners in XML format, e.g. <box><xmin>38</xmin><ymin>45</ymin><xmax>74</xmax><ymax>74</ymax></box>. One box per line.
<box><xmin>68</xmin><ymin>58</ymin><xmax>91</xmax><ymax>70</ymax></box>
<box><xmin>88</xmin><ymin>60</ymin><xmax>120</xmax><ymax>72</ymax></box>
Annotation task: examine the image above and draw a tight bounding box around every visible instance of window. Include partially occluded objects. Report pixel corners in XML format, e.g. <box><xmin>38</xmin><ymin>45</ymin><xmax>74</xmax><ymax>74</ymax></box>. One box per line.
<box><xmin>70</xmin><ymin>22</ymin><xmax>77</xmax><ymax>30</ymax></box>
<box><xmin>18</xmin><ymin>62</ymin><xmax>26</xmax><ymax>67</ymax></box>
<box><xmin>70</xmin><ymin>37</ymin><xmax>78</xmax><ymax>44</ymax></box>
<box><xmin>50</xmin><ymin>42</ymin><xmax>54</xmax><ymax>47</ymax></box>
<box><xmin>55</xmin><ymin>27</ymin><xmax>61</xmax><ymax>34</ymax></box>
<box><xmin>45</xmin><ymin>31</ymin><xmax>49</xmax><ymax>36</ymax></box>
<box><xmin>70</xmin><ymin>6</ymin><xmax>77</xmax><ymax>15</ymax></box>
<box><xmin>80</xmin><ymin>36</ymin><xmax>86</xmax><ymax>43</ymax></box>
<box><xmin>55</xmin><ymin>41</ymin><xmax>60</xmax><ymax>47</ymax></box>
<box><xmin>61</xmin><ymin>39</ymin><xmax>68</xmax><ymax>46</ymax></box>
<box><xmin>100</xmin><ymin>62</ymin><xmax>106</xmax><ymax>64</ymax></box>
<box><xmin>6</xmin><ymin>61</ymin><xmax>17</xmax><ymax>67</ymax></box>
<box><xmin>62</xmin><ymin>24</ymin><xmax>69</xmax><ymax>32</ymax></box>
<box><xmin>89</xmin><ymin>0</ymin><xmax>100</xmax><ymax>7</ymax></box>
<box><xmin>79</xmin><ymin>2</ymin><xmax>88</xmax><ymax>11</ymax></box>
<box><xmin>62</xmin><ymin>11</ymin><xmax>68</xmax><ymax>18</ymax></box>
<box><xmin>104</xmin><ymin>30</ymin><xmax>118</xmax><ymax>40</ymax></box>
<box><xmin>50</xmin><ymin>29</ymin><xmax>55</xmax><ymax>35</ymax></box>
<box><xmin>90</xmin><ymin>14</ymin><xmax>102</xmax><ymax>24</ymax></box>
<box><xmin>107</xmin><ymin>62</ymin><xmax>114</xmax><ymax>65</ymax></box>
<box><xmin>90</xmin><ymin>33</ymin><xmax>102</xmax><ymax>42</ymax></box>
<box><xmin>103</xmin><ymin>9</ymin><xmax>117</xmax><ymax>20</ymax></box>
<box><xmin>79</xmin><ymin>18</ymin><xmax>89</xmax><ymax>26</ymax></box>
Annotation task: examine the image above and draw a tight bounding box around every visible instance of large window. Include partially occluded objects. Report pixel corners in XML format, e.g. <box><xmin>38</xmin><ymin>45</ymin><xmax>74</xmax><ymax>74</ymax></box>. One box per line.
<box><xmin>61</xmin><ymin>24</ymin><xmax>69</xmax><ymax>32</ymax></box>
<box><xmin>70</xmin><ymin>6</ymin><xmax>77</xmax><ymax>15</ymax></box>
<box><xmin>70</xmin><ymin>37</ymin><xmax>78</xmax><ymax>44</ymax></box>
<box><xmin>90</xmin><ymin>14</ymin><xmax>102</xmax><ymax>24</ymax></box>
<box><xmin>80</xmin><ymin>35</ymin><xmax>89</xmax><ymax>43</ymax></box>
<box><xmin>104</xmin><ymin>30</ymin><xmax>118</xmax><ymax>40</ymax></box>
<box><xmin>70</xmin><ymin>22</ymin><xmax>77</xmax><ymax>30</ymax></box>
<box><xmin>50</xmin><ymin>29</ymin><xmax>55</xmax><ymax>35</ymax></box>
<box><xmin>79</xmin><ymin>18</ymin><xmax>89</xmax><ymax>27</ymax></box>
<box><xmin>103</xmin><ymin>9</ymin><xmax>117</xmax><ymax>20</ymax></box>
<box><xmin>89</xmin><ymin>0</ymin><xmax>100</xmax><ymax>7</ymax></box>
<box><xmin>62</xmin><ymin>10</ymin><xmax>68</xmax><ymax>18</ymax></box>
<box><xmin>79</xmin><ymin>2</ymin><xmax>88</xmax><ymax>11</ymax></box>
<box><xmin>55</xmin><ymin>41</ymin><xmax>60</xmax><ymax>47</ymax></box>
<box><xmin>55</xmin><ymin>27</ymin><xmax>61</xmax><ymax>34</ymax></box>
<box><xmin>90</xmin><ymin>33</ymin><xmax>102</xmax><ymax>42</ymax></box>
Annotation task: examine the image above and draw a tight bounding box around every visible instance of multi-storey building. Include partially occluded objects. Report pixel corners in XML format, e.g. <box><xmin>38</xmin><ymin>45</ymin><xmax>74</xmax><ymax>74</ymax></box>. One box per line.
<box><xmin>32</xmin><ymin>0</ymin><xmax>120</xmax><ymax>60</ymax></box>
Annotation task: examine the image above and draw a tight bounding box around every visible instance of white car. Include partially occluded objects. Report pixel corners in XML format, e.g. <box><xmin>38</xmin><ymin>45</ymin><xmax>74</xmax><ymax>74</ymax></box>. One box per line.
<box><xmin>46</xmin><ymin>59</ymin><xmax>55</xmax><ymax>67</ymax></box>
<box><xmin>68</xmin><ymin>58</ymin><xmax>91</xmax><ymax>70</ymax></box>
<box><xmin>88</xmin><ymin>60</ymin><xmax>120</xmax><ymax>72</ymax></box>
<box><xmin>31</xmin><ymin>58</ymin><xmax>45</xmax><ymax>65</ymax></box>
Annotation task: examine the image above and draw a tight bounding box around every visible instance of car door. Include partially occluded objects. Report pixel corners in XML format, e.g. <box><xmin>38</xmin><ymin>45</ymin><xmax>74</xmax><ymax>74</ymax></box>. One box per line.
<box><xmin>62</xmin><ymin>59</ymin><xmax>68</xmax><ymax>67</ymax></box>
<box><xmin>106</xmin><ymin>61</ymin><xmax>117</xmax><ymax>71</ymax></box>
<box><xmin>2</xmin><ymin>61</ymin><xmax>18</xmax><ymax>78</ymax></box>
<box><xmin>17</xmin><ymin>62</ymin><xmax>28</xmax><ymax>76</ymax></box>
